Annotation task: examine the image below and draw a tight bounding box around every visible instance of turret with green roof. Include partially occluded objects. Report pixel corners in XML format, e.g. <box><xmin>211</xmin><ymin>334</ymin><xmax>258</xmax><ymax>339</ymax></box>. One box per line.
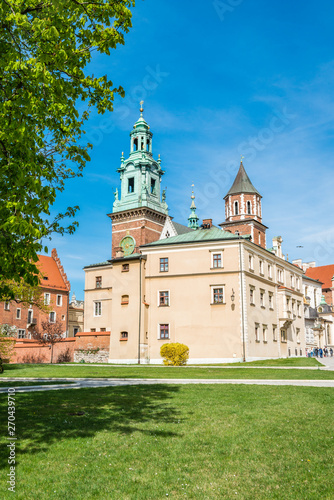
<box><xmin>112</xmin><ymin>102</ymin><xmax>168</xmax><ymax>215</ymax></box>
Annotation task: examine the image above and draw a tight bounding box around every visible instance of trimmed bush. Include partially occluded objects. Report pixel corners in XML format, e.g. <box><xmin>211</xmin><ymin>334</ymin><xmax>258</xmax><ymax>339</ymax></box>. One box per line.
<box><xmin>160</xmin><ymin>343</ymin><xmax>189</xmax><ymax>366</ymax></box>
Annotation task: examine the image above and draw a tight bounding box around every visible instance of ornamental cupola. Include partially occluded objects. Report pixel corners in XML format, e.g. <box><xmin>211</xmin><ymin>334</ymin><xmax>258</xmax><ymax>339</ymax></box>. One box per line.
<box><xmin>219</xmin><ymin>159</ymin><xmax>267</xmax><ymax>248</ymax></box>
<box><xmin>188</xmin><ymin>186</ymin><xmax>199</xmax><ymax>229</ymax></box>
<box><xmin>108</xmin><ymin>103</ymin><xmax>169</xmax><ymax>258</ymax></box>
<box><xmin>112</xmin><ymin>101</ymin><xmax>168</xmax><ymax>215</ymax></box>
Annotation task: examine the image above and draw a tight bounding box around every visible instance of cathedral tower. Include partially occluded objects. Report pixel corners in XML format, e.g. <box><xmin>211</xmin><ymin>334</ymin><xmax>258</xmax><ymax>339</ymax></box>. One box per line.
<box><xmin>108</xmin><ymin>103</ymin><xmax>168</xmax><ymax>257</ymax></box>
<box><xmin>219</xmin><ymin>160</ymin><xmax>267</xmax><ymax>248</ymax></box>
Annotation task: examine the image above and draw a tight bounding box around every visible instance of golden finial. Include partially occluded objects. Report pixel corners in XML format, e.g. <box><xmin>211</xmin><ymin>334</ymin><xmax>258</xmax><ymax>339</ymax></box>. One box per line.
<box><xmin>140</xmin><ymin>100</ymin><xmax>144</xmax><ymax>114</ymax></box>
<box><xmin>240</xmin><ymin>155</ymin><xmax>244</xmax><ymax>163</ymax></box>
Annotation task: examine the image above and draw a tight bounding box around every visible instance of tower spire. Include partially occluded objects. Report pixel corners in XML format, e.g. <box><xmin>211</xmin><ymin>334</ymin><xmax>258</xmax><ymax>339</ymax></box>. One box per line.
<box><xmin>188</xmin><ymin>184</ymin><xmax>199</xmax><ymax>229</ymax></box>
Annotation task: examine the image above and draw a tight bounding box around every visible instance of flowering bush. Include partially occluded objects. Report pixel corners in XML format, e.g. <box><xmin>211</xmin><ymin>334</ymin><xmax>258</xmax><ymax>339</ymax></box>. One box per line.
<box><xmin>160</xmin><ymin>343</ymin><xmax>189</xmax><ymax>366</ymax></box>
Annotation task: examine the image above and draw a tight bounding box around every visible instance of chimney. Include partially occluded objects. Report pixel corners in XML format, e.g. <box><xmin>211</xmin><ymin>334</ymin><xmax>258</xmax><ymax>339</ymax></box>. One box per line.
<box><xmin>202</xmin><ymin>218</ymin><xmax>212</xmax><ymax>229</ymax></box>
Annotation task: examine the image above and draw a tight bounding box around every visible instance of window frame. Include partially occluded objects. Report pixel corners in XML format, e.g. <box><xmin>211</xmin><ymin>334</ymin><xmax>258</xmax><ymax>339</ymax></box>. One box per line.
<box><xmin>211</xmin><ymin>251</ymin><xmax>223</xmax><ymax>269</ymax></box>
<box><xmin>158</xmin><ymin>290</ymin><xmax>170</xmax><ymax>307</ymax></box>
<box><xmin>122</xmin><ymin>264</ymin><xmax>129</xmax><ymax>272</ymax></box>
<box><xmin>95</xmin><ymin>276</ymin><xmax>102</xmax><ymax>288</ymax></box>
<box><xmin>56</xmin><ymin>294</ymin><xmax>62</xmax><ymax>307</ymax></box>
<box><xmin>44</xmin><ymin>293</ymin><xmax>50</xmax><ymax>306</ymax></box>
<box><xmin>120</xmin><ymin>331</ymin><xmax>128</xmax><ymax>341</ymax></box>
<box><xmin>255</xmin><ymin>323</ymin><xmax>260</xmax><ymax>342</ymax></box>
<box><xmin>18</xmin><ymin>329</ymin><xmax>26</xmax><ymax>339</ymax></box>
<box><xmin>16</xmin><ymin>308</ymin><xmax>21</xmax><ymax>320</ymax></box>
<box><xmin>94</xmin><ymin>301</ymin><xmax>102</xmax><ymax>317</ymax></box>
<box><xmin>49</xmin><ymin>311</ymin><xmax>56</xmax><ymax>323</ymax></box>
<box><xmin>160</xmin><ymin>257</ymin><xmax>169</xmax><ymax>272</ymax></box>
<box><xmin>4</xmin><ymin>302</ymin><xmax>10</xmax><ymax>311</ymax></box>
<box><xmin>158</xmin><ymin>323</ymin><xmax>170</xmax><ymax>340</ymax></box>
<box><xmin>211</xmin><ymin>285</ymin><xmax>225</xmax><ymax>305</ymax></box>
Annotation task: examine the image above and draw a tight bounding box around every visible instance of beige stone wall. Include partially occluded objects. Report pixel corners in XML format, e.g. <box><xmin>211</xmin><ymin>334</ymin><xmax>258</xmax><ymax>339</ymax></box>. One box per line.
<box><xmin>84</xmin><ymin>239</ymin><xmax>306</xmax><ymax>364</ymax></box>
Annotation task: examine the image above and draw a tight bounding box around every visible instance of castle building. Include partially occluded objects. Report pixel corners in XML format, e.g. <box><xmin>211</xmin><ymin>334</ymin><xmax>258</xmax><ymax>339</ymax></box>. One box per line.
<box><xmin>83</xmin><ymin>108</ymin><xmax>305</xmax><ymax>363</ymax></box>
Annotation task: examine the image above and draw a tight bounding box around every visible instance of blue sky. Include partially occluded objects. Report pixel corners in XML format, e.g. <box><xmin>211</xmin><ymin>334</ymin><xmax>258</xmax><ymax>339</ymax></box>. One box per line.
<box><xmin>48</xmin><ymin>0</ymin><xmax>334</xmax><ymax>299</ymax></box>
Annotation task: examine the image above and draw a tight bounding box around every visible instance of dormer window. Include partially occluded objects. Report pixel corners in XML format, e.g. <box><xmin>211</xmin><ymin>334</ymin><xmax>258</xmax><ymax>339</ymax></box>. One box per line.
<box><xmin>234</xmin><ymin>201</ymin><xmax>239</xmax><ymax>215</ymax></box>
<box><xmin>128</xmin><ymin>177</ymin><xmax>134</xmax><ymax>193</ymax></box>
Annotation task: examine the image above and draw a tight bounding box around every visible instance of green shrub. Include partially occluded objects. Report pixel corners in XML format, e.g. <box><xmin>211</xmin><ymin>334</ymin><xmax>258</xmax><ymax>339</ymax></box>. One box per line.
<box><xmin>160</xmin><ymin>343</ymin><xmax>189</xmax><ymax>366</ymax></box>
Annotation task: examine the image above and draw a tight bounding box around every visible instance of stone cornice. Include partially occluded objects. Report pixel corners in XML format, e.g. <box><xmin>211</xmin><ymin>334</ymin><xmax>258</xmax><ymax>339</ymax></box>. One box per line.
<box><xmin>107</xmin><ymin>207</ymin><xmax>167</xmax><ymax>224</ymax></box>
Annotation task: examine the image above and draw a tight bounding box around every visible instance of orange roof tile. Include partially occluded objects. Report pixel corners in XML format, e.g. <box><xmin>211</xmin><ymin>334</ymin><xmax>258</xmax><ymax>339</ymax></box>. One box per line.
<box><xmin>305</xmin><ymin>265</ymin><xmax>334</xmax><ymax>290</ymax></box>
<box><xmin>37</xmin><ymin>255</ymin><xmax>69</xmax><ymax>291</ymax></box>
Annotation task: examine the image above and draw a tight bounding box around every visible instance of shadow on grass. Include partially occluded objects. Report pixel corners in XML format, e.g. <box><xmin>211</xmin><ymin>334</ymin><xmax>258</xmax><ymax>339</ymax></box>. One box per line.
<box><xmin>0</xmin><ymin>384</ymin><xmax>182</xmax><ymax>470</ymax></box>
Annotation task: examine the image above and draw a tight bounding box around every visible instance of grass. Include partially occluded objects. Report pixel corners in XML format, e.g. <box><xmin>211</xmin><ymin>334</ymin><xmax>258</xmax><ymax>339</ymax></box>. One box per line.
<box><xmin>0</xmin><ymin>384</ymin><xmax>333</xmax><ymax>499</ymax></box>
<box><xmin>224</xmin><ymin>357</ymin><xmax>322</xmax><ymax>367</ymax></box>
<box><xmin>1</xmin><ymin>361</ymin><xmax>334</xmax><ymax>380</ymax></box>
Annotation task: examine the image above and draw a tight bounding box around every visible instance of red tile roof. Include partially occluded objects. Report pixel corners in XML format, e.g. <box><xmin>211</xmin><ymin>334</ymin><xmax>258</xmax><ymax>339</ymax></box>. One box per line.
<box><xmin>37</xmin><ymin>254</ymin><xmax>69</xmax><ymax>291</ymax></box>
<box><xmin>305</xmin><ymin>265</ymin><xmax>334</xmax><ymax>290</ymax></box>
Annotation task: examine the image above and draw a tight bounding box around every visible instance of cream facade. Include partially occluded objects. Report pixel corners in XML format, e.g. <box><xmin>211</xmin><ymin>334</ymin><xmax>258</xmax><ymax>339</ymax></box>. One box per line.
<box><xmin>84</xmin><ymin>233</ymin><xmax>305</xmax><ymax>363</ymax></box>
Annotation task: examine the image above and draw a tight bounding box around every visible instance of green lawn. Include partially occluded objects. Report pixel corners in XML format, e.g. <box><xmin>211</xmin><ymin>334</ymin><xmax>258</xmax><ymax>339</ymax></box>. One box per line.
<box><xmin>0</xmin><ymin>384</ymin><xmax>333</xmax><ymax>499</ymax></box>
<box><xmin>1</xmin><ymin>361</ymin><xmax>333</xmax><ymax>380</ymax></box>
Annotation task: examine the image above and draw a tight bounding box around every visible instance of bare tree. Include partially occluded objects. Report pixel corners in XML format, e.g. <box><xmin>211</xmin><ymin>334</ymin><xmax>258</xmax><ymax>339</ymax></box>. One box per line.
<box><xmin>31</xmin><ymin>321</ymin><xmax>65</xmax><ymax>364</ymax></box>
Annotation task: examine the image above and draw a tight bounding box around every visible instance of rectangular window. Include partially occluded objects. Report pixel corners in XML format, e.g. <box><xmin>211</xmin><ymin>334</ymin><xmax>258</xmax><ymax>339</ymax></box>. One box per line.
<box><xmin>292</xmin><ymin>300</ymin><xmax>296</xmax><ymax>314</ymax></box>
<box><xmin>260</xmin><ymin>290</ymin><xmax>265</xmax><ymax>308</ymax></box>
<box><xmin>128</xmin><ymin>177</ymin><xmax>134</xmax><ymax>193</ymax></box>
<box><xmin>159</xmin><ymin>291</ymin><xmax>169</xmax><ymax>306</ymax></box>
<box><xmin>57</xmin><ymin>295</ymin><xmax>62</xmax><ymax>306</ymax></box>
<box><xmin>277</xmin><ymin>268</ymin><xmax>284</xmax><ymax>283</ymax></box>
<box><xmin>212</xmin><ymin>287</ymin><xmax>224</xmax><ymax>304</ymax></box>
<box><xmin>44</xmin><ymin>293</ymin><xmax>50</xmax><ymax>305</ymax></box>
<box><xmin>297</xmin><ymin>301</ymin><xmax>301</xmax><ymax>316</ymax></box>
<box><xmin>73</xmin><ymin>327</ymin><xmax>79</xmax><ymax>336</ymax></box>
<box><xmin>273</xmin><ymin>325</ymin><xmax>277</xmax><ymax>342</ymax></box>
<box><xmin>249</xmin><ymin>254</ymin><xmax>254</xmax><ymax>270</ymax></box>
<box><xmin>150</xmin><ymin>178</ymin><xmax>156</xmax><ymax>194</ymax></box>
<box><xmin>18</xmin><ymin>329</ymin><xmax>26</xmax><ymax>339</ymax></box>
<box><xmin>296</xmin><ymin>277</ymin><xmax>300</xmax><ymax>291</ymax></box>
<box><xmin>269</xmin><ymin>293</ymin><xmax>273</xmax><ymax>309</ymax></box>
<box><xmin>90</xmin><ymin>328</ymin><xmax>96</xmax><ymax>332</ymax></box>
<box><xmin>94</xmin><ymin>301</ymin><xmax>102</xmax><ymax>317</ymax></box>
<box><xmin>16</xmin><ymin>308</ymin><xmax>21</xmax><ymax>320</ymax></box>
<box><xmin>255</xmin><ymin>324</ymin><xmax>260</xmax><ymax>342</ymax></box>
<box><xmin>27</xmin><ymin>310</ymin><xmax>33</xmax><ymax>324</ymax></box>
<box><xmin>268</xmin><ymin>264</ymin><xmax>272</xmax><ymax>279</ymax></box>
<box><xmin>61</xmin><ymin>315</ymin><xmax>65</xmax><ymax>321</ymax></box>
<box><xmin>296</xmin><ymin>328</ymin><xmax>300</xmax><ymax>344</ymax></box>
<box><xmin>250</xmin><ymin>287</ymin><xmax>255</xmax><ymax>305</ymax></box>
<box><xmin>212</xmin><ymin>253</ymin><xmax>222</xmax><ymax>268</ymax></box>
<box><xmin>263</xmin><ymin>326</ymin><xmax>267</xmax><ymax>343</ymax></box>
<box><xmin>291</xmin><ymin>275</ymin><xmax>295</xmax><ymax>288</ymax></box>
<box><xmin>49</xmin><ymin>311</ymin><xmax>56</xmax><ymax>323</ymax></box>
<box><xmin>159</xmin><ymin>324</ymin><xmax>169</xmax><ymax>339</ymax></box>
<box><xmin>259</xmin><ymin>260</ymin><xmax>264</xmax><ymax>275</ymax></box>
<box><xmin>4</xmin><ymin>302</ymin><xmax>10</xmax><ymax>311</ymax></box>
<box><xmin>100</xmin><ymin>328</ymin><xmax>106</xmax><ymax>332</ymax></box>
<box><xmin>96</xmin><ymin>276</ymin><xmax>102</xmax><ymax>288</ymax></box>
<box><xmin>122</xmin><ymin>264</ymin><xmax>129</xmax><ymax>272</ymax></box>
<box><xmin>120</xmin><ymin>331</ymin><xmax>128</xmax><ymax>340</ymax></box>
<box><xmin>281</xmin><ymin>329</ymin><xmax>287</xmax><ymax>342</ymax></box>
<box><xmin>286</xmin><ymin>297</ymin><xmax>290</xmax><ymax>311</ymax></box>
<box><xmin>160</xmin><ymin>258</ymin><xmax>168</xmax><ymax>272</ymax></box>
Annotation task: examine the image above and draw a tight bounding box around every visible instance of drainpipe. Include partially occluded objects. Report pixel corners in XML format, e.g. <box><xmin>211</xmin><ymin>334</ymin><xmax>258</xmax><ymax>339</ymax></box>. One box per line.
<box><xmin>239</xmin><ymin>241</ymin><xmax>246</xmax><ymax>362</ymax></box>
<box><xmin>138</xmin><ymin>256</ymin><xmax>143</xmax><ymax>364</ymax></box>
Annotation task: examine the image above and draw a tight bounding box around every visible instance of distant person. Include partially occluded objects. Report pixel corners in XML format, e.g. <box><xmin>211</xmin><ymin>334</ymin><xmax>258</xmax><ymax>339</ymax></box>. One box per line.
<box><xmin>330</xmin><ymin>348</ymin><xmax>333</xmax><ymax>357</ymax></box>
<box><xmin>319</xmin><ymin>348</ymin><xmax>323</xmax><ymax>358</ymax></box>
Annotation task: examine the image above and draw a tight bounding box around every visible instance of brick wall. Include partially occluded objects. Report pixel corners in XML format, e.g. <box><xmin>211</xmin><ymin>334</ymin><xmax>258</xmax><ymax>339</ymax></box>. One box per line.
<box><xmin>7</xmin><ymin>332</ymin><xmax>110</xmax><ymax>364</ymax></box>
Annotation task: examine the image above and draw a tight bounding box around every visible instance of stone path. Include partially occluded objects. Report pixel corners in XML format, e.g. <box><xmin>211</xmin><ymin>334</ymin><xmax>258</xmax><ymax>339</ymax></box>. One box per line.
<box><xmin>1</xmin><ymin>377</ymin><xmax>334</xmax><ymax>393</ymax></box>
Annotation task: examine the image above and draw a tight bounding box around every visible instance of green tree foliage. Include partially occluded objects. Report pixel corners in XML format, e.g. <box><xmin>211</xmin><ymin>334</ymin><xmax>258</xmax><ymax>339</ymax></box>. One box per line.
<box><xmin>0</xmin><ymin>323</ymin><xmax>17</xmax><ymax>361</ymax></box>
<box><xmin>0</xmin><ymin>0</ymin><xmax>135</xmax><ymax>299</ymax></box>
<box><xmin>160</xmin><ymin>343</ymin><xmax>189</xmax><ymax>366</ymax></box>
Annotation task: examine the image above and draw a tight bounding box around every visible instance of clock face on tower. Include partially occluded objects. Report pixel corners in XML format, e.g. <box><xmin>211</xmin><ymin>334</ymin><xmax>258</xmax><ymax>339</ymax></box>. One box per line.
<box><xmin>120</xmin><ymin>235</ymin><xmax>136</xmax><ymax>256</ymax></box>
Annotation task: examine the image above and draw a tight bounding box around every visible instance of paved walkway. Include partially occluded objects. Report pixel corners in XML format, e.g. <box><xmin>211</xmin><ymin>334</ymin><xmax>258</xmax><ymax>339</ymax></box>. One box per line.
<box><xmin>1</xmin><ymin>376</ymin><xmax>334</xmax><ymax>393</ymax></box>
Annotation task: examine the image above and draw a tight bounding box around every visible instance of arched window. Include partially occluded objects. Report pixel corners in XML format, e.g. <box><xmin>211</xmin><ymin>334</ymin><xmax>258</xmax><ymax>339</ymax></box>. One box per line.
<box><xmin>247</xmin><ymin>201</ymin><xmax>251</xmax><ymax>215</ymax></box>
<box><xmin>133</xmin><ymin>138</ymin><xmax>138</xmax><ymax>151</ymax></box>
<box><xmin>234</xmin><ymin>201</ymin><xmax>239</xmax><ymax>215</ymax></box>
